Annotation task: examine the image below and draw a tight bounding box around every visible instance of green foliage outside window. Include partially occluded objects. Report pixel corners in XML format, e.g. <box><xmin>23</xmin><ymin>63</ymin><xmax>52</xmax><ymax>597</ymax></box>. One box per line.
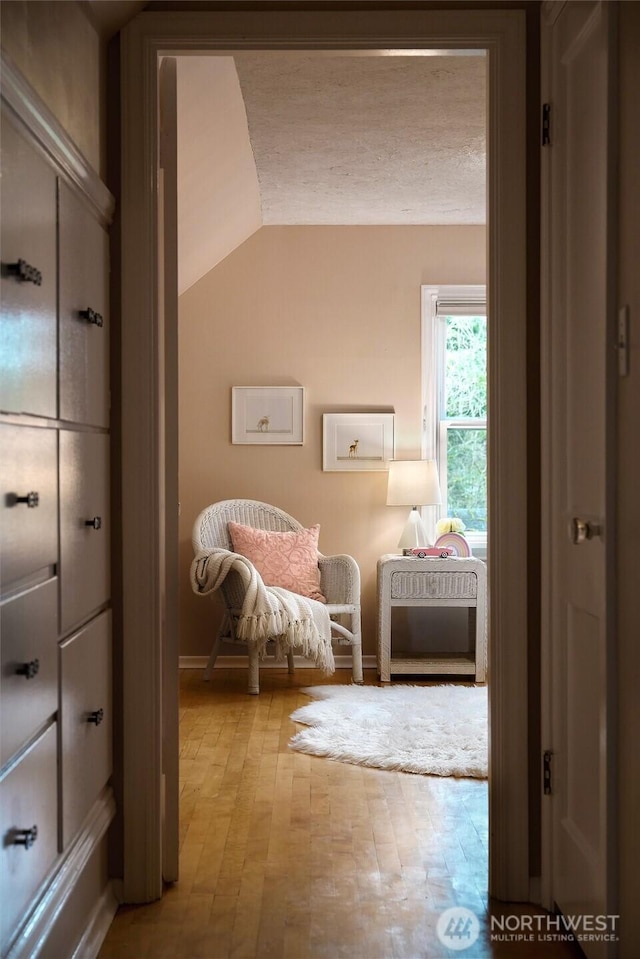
<box><xmin>443</xmin><ymin>317</ymin><xmax>487</xmax><ymax>531</ymax></box>
<box><xmin>445</xmin><ymin>317</ymin><xmax>487</xmax><ymax>418</ymax></box>
<box><xmin>446</xmin><ymin>429</ymin><xmax>487</xmax><ymax>531</ymax></box>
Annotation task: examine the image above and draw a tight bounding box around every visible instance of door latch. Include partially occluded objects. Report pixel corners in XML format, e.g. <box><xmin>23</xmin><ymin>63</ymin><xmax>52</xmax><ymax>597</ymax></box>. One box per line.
<box><xmin>570</xmin><ymin>517</ymin><xmax>601</xmax><ymax>545</ymax></box>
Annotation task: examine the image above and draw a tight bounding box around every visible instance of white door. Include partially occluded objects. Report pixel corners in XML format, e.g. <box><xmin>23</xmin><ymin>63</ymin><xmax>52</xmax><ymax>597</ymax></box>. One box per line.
<box><xmin>159</xmin><ymin>56</ymin><xmax>180</xmax><ymax>884</ymax></box>
<box><xmin>543</xmin><ymin>2</ymin><xmax>616</xmax><ymax>954</ymax></box>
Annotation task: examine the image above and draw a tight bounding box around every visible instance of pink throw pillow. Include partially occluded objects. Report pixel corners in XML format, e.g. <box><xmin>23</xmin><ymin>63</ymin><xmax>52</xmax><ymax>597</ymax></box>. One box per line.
<box><xmin>228</xmin><ymin>521</ymin><xmax>326</xmax><ymax>603</ymax></box>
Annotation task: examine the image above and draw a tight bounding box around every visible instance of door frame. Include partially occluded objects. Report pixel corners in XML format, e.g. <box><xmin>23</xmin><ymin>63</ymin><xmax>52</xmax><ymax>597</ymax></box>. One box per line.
<box><xmin>119</xmin><ymin>8</ymin><xmax>529</xmax><ymax>903</ymax></box>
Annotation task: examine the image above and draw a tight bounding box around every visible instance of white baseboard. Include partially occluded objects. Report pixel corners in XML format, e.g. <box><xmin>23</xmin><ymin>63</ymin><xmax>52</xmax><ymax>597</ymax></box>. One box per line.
<box><xmin>179</xmin><ymin>654</ymin><xmax>378</xmax><ymax>671</ymax></box>
<box><xmin>71</xmin><ymin>882</ymin><xmax>119</xmax><ymax>959</ymax></box>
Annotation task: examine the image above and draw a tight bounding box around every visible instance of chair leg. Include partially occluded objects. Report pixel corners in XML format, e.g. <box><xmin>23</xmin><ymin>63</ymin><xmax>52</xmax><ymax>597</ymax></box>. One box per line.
<box><xmin>350</xmin><ymin>609</ymin><xmax>364</xmax><ymax>685</ymax></box>
<box><xmin>248</xmin><ymin>644</ymin><xmax>260</xmax><ymax>695</ymax></box>
<box><xmin>351</xmin><ymin>642</ymin><xmax>364</xmax><ymax>685</ymax></box>
<box><xmin>287</xmin><ymin>650</ymin><xmax>295</xmax><ymax>674</ymax></box>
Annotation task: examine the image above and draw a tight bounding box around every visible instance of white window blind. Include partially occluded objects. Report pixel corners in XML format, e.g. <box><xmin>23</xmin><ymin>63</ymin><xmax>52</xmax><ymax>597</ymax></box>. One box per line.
<box><xmin>435</xmin><ymin>297</ymin><xmax>487</xmax><ymax>317</ymax></box>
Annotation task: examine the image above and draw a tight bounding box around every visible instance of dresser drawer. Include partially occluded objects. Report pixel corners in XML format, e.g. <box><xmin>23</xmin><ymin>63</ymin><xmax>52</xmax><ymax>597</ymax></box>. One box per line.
<box><xmin>390</xmin><ymin>570</ymin><xmax>478</xmax><ymax>600</ymax></box>
<box><xmin>0</xmin><ymin>113</ymin><xmax>57</xmax><ymax>419</ymax></box>
<box><xmin>0</xmin><ymin>724</ymin><xmax>58</xmax><ymax>954</ymax></box>
<box><xmin>0</xmin><ymin>579</ymin><xmax>58</xmax><ymax>768</ymax></box>
<box><xmin>0</xmin><ymin>425</ymin><xmax>58</xmax><ymax>589</ymax></box>
<box><xmin>59</xmin><ymin>430</ymin><xmax>110</xmax><ymax>633</ymax></box>
<box><xmin>58</xmin><ymin>181</ymin><xmax>109</xmax><ymax>428</ymax></box>
<box><xmin>59</xmin><ymin>611</ymin><xmax>112</xmax><ymax>848</ymax></box>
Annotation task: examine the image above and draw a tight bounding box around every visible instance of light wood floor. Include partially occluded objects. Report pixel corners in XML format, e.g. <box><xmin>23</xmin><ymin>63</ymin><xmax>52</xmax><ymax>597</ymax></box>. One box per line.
<box><xmin>99</xmin><ymin>668</ymin><xmax>580</xmax><ymax>959</ymax></box>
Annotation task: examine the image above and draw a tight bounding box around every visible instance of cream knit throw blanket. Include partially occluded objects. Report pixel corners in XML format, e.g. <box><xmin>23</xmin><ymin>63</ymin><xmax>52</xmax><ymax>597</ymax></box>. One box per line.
<box><xmin>190</xmin><ymin>548</ymin><xmax>335</xmax><ymax>672</ymax></box>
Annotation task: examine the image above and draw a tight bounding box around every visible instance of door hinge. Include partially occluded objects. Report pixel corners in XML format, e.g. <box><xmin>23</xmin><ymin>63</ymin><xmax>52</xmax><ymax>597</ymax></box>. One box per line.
<box><xmin>542</xmin><ymin>103</ymin><xmax>551</xmax><ymax>146</ymax></box>
<box><xmin>543</xmin><ymin>750</ymin><xmax>553</xmax><ymax>795</ymax></box>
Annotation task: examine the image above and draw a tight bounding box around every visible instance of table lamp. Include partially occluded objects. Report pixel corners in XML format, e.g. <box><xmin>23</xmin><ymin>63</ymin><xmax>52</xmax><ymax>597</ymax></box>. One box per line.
<box><xmin>386</xmin><ymin>459</ymin><xmax>442</xmax><ymax>549</ymax></box>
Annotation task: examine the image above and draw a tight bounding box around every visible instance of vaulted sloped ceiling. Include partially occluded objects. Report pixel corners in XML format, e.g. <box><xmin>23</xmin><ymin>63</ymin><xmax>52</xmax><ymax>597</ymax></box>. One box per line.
<box><xmin>177</xmin><ymin>58</ymin><xmax>262</xmax><ymax>296</ymax></box>
<box><xmin>177</xmin><ymin>53</ymin><xmax>486</xmax><ymax>294</ymax></box>
<box><xmin>233</xmin><ymin>53</ymin><xmax>486</xmax><ymax>226</ymax></box>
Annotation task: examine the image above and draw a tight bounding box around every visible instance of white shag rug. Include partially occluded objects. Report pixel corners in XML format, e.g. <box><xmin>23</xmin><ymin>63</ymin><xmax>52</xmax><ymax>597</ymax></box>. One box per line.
<box><xmin>289</xmin><ymin>684</ymin><xmax>487</xmax><ymax>779</ymax></box>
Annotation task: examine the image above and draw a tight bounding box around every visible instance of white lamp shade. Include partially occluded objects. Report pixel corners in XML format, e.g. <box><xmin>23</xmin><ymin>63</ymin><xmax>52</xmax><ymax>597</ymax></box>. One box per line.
<box><xmin>387</xmin><ymin>460</ymin><xmax>441</xmax><ymax>549</ymax></box>
<box><xmin>386</xmin><ymin>459</ymin><xmax>442</xmax><ymax>507</ymax></box>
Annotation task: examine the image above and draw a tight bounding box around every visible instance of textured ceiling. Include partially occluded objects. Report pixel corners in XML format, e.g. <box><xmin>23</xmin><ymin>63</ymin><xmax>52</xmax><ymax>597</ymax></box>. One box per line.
<box><xmin>233</xmin><ymin>53</ymin><xmax>486</xmax><ymax>225</ymax></box>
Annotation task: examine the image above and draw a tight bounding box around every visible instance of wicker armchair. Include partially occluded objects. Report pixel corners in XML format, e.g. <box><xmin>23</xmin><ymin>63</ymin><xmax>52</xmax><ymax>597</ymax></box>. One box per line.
<box><xmin>192</xmin><ymin>499</ymin><xmax>363</xmax><ymax>694</ymax></box>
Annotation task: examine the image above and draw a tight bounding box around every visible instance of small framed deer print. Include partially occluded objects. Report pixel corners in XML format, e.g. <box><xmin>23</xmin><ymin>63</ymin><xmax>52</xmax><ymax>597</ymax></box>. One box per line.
<box><xmin>322</xmin><ymin>412</ymin><xmax>395</xmax><ymax>471</ymax></box>
<box><xmin>232</xmin><ymin>386</ymin><xmax>304</xmax><ymax>444</ymax></box>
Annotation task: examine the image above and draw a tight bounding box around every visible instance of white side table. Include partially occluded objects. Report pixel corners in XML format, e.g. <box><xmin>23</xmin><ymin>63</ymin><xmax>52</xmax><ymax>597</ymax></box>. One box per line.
<box><xmin>377</xmin><ymin>554</ymin><xmax>487</xmax><ymax>683</ymax></box>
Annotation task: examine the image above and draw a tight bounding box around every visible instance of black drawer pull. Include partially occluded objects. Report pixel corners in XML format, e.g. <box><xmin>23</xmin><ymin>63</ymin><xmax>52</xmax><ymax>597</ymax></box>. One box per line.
<box><xmin>85</xmin><ymin>516</ymin><xmax>102</xmax><ymax>530</ymax></box>
<box><xmin>13</xmin><ymin>825</ymin><xmax>38</xmax><ymax>849</ymax></box>
<box><xmin>87</xmin><ymin>708</ymin><xmax>104</xmax><ymax>726</ymax></box>
<box><xmin>7</xmin><ymin>259</ymin><xmax>43</xmax><ymax>286</ymax></box>
<box><xmin>79</xmin><ymin>307</ymin><xmax>104</xmax><ymax>328</ymax></box>
<box><xmin>16</xmin><ymin>658</ymin><xmax>40</xmax><ymax>680</ymax></box>
<box><xmin>15</xmin><ymin>491</ymin><xmax>40</xmax><ymax>508</ymax></box>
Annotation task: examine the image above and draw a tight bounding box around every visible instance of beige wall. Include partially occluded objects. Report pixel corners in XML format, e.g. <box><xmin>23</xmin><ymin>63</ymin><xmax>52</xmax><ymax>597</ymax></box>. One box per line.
<box><xmin>1</xmin><ymin>0</ymin><xmax>104</xmax><ymax>175</ymax></box>
<box><xmin>178</xmin><ymin>224</ymin><xmax>485</xmax><ymax>658</ymax></box>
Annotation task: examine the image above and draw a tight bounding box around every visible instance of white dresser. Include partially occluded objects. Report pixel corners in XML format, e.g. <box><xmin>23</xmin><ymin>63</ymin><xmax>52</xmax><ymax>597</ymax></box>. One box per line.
<box><xmin>0</xmin><ymin>61</ymin><xmax>116</xmax><ymax>959</ymax></box>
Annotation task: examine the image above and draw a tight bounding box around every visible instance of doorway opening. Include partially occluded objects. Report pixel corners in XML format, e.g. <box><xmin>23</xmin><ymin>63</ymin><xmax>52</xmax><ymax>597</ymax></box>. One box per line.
<box><xmin>172</xmin><ymin>51</ymin><xmax>490</xmax><ymax>943</ymax></box>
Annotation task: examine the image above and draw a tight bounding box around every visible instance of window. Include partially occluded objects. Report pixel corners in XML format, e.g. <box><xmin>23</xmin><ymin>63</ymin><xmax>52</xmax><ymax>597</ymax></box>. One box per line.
<box><xmin>422</xmin><ymin>286</ymin><xmax>487</xmax><ymax>552</ymax></box>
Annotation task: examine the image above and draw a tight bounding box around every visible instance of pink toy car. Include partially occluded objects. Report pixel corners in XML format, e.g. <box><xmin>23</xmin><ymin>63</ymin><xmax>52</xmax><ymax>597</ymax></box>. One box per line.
<box><xmin>409</xmin><ymin>547</ymin><xmax>454</xmax><ymax>559</ymax></box>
